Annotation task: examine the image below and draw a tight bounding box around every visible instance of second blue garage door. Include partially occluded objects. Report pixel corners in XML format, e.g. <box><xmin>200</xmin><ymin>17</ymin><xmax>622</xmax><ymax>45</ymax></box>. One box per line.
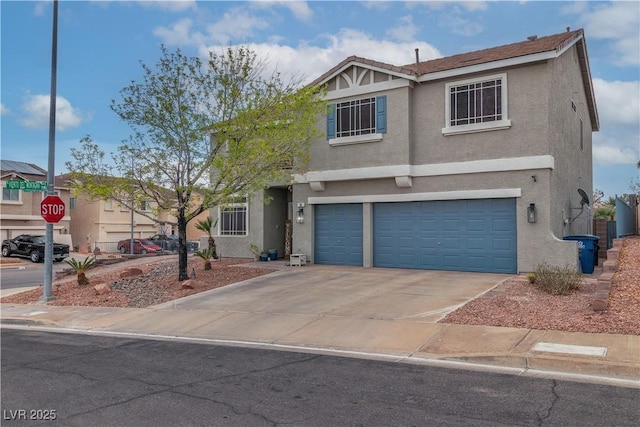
<box><xmin>315</xmin><ymin>204</ymin><xmax>363</xmax><ymax>266</ymax></box>
<box><xmin>373</xmin><ymin>199</ymin><xmax>517</xmax><ymax>273</ymax></box>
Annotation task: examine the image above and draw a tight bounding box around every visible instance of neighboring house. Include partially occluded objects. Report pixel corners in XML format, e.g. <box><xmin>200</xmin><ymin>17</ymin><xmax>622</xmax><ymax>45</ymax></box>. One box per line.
<box><xmin>56</xmin><ymin>173</ymin><xmax>207</xmax><ymax>252</ymax></box>
<box><xmin>0</xmin><ymin>160</ymin><xmax>72</xmax><ymax>247</ymax></box>
<box><xmin>213</xmin><ymin>29</ymin><xmax>598</xmax><ymax>274</ymax></box>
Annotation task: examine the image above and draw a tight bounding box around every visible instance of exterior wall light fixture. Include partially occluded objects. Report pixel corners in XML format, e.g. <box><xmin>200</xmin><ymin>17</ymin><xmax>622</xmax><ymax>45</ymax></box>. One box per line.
<box><xmin>527</xmin><ymin>203</ymin><xmax>537</xmax><ymax>223</ymax></box>
<box><xmin>296</xmin><ymin>202</ymin><xmax>305</xmax><ymax>224</ymax></box>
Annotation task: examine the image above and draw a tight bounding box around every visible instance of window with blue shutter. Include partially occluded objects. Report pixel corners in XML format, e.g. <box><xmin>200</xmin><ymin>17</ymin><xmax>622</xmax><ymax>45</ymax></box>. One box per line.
<box><xmin>326</xmin><ymin>104</ymin><xmax>336</xmax><ymax>140</ymax></box>
<box><xmin>328</xmin><ymin>96</ymin><xmax>387</xmax><ymax>139</ymax></box>
<box><xmin>376</xmin><ymin>95</ymin><xmax>386</xmax><ymax>133</ymax></box>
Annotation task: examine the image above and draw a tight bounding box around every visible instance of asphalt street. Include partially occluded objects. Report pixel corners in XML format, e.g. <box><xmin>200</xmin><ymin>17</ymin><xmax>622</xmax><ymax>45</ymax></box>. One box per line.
<box><xmin>2</xmin><ymin>329</ymin><xmax>638</xmax><ymax>426</ymax></box>
<box><xmin>0</xmin><ymin>261</ymin><xmax>67</xmax><ymax>290</ymax></box>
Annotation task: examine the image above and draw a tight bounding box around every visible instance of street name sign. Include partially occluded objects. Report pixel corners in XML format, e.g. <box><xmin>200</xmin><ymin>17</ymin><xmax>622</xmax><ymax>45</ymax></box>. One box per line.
<box><xmin>5</xmin><ymin>180</ymin><xmax>47</xmax><ymax>192</ymax></box>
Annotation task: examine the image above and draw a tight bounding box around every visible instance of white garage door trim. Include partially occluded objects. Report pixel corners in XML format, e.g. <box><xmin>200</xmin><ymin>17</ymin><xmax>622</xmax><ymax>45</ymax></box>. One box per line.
<box><xmin>309</xmin><ymin>188</ymin><xmax>521</xmax><ymax>205</ymax></box>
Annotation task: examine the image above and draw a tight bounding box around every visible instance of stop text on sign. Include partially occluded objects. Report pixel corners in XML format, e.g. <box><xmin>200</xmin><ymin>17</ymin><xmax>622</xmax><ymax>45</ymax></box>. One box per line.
<box><xmin>41</xmin><ymin>204</ymin><xmax>64</xmax><ymax>215</ymax></box>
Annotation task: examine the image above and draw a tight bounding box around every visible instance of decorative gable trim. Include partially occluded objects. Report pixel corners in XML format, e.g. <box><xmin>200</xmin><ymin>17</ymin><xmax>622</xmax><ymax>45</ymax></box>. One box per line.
<box><xmin>324</xmin><ymin>77</ymin><xmax>411</xmax><ymax>100</ymax></box>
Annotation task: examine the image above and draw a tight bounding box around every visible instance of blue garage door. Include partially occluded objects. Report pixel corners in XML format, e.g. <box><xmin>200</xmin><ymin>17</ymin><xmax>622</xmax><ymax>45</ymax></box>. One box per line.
<box><xmin>374</xmin><ymin>199</ymin><xmax>516</xmax><ymax>273</ymax></box>
<box><xmin>315</xmin><ymin>204</ymin><xmax>363</xmax><ymax>266</ymax></box>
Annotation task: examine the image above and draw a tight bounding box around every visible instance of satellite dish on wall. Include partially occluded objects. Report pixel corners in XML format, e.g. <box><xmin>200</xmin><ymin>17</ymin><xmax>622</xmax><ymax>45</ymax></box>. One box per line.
<box><xmin>578</xmin><ymin>188</ymin><xmax>590</xmax><ymax>206</ymax></box>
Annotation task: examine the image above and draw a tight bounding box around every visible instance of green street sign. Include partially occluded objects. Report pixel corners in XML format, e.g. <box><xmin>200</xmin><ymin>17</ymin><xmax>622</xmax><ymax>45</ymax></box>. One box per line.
<box><xmin>4</xmin><ymin>180</ymin><xmax>48</xmax><ymax>192</ymax></box>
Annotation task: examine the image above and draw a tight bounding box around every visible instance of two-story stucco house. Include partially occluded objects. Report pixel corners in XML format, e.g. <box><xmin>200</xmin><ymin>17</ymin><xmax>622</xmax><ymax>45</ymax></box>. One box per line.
<box><xmin>214</xmin><ymin>28</ymin><xmax>598</xmax><ymax>274</ymax></box>
<box><xmin>0</xmin><ymin>160</ymin><xmax>72</xmax><ymax>247</ymax></box>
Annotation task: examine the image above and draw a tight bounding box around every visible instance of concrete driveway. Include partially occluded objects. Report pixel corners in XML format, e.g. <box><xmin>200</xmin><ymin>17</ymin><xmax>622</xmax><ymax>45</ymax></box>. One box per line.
<box><xmin>158</xmin><ymin>265</ymin><xmax>509</xmax><ymax>323</ymax></box>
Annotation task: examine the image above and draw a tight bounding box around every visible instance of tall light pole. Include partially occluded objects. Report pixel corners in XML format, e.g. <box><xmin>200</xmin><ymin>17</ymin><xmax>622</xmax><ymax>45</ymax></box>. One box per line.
<box><xmin>41</xmin><ymin>0</ymin><xmax>59</xmax><ymax>303</ymax></box>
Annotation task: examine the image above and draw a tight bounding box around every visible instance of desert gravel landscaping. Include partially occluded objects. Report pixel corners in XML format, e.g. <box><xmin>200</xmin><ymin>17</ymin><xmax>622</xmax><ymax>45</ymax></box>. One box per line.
<box><xmin>2</xmin><ymin>237</ymin><xmax>639</xmax><ymax>335</ymax></box>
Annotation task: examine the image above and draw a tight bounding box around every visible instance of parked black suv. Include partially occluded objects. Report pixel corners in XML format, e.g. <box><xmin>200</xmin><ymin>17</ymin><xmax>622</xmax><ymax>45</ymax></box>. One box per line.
<box><xmin>1</xmin><ymin>234</ymin><xmax>70</xmax><ymax>263</ymax></box>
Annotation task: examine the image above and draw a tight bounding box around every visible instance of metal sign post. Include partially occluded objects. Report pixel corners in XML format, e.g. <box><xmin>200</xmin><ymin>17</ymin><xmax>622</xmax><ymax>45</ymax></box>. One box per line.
<box><xmin>41</xmin><ymin>0</ymin><xmax>59</xmax><ymax>303</ymax></box>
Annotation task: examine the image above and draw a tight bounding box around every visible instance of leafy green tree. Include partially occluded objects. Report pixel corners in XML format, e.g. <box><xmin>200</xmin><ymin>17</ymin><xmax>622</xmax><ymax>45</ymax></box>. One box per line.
<box><xmin>66</xmin><ymin>46</ymin><xmax>323</xmax><ymax>281</ymax></box>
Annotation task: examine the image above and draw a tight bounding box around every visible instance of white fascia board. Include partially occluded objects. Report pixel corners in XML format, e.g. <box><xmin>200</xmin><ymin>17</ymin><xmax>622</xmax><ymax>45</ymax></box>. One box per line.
<box><xmin>411</xmin><ymin>155</ymin><xmax>555</xmax><ymax>176</ymax></box>
<box><xmin>308</xmin><ymin>188</ymin><xmax>522</xmax><ymax>205</ymax></box>
<box><xmin>556</xmin><ymin>34</ymin><xmax>582</xmax><ymax>57</ymax></box>
<box><xmin>324</xmin><ymin>79</ymin><xmax>412</xmax><ymax>101</ymax></box>
<box><xmin>295</xmin><ymin>155</ymin><xmax>554</xmax><ymax>183</ymax></box>
<box><xmin>417</xmin><ymin>51</ymin><xmax>557</xmax><ymax>83</ymax></box>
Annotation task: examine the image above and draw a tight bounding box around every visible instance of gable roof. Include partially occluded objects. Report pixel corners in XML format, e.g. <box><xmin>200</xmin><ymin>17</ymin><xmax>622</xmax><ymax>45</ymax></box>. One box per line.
<box><xmin>406</xmin><ymin>29</ymin><xmax>583</xmax><ymax>75</ymax></box>
<box><xmin>0</xmin><ymin>159</ymin><xmax>47</xmax><ymax>181</ymax></box>
<box><xmin>310</xmin><ymin>28</ymin><xmax>598</xmax><ymax>131</ymax></box>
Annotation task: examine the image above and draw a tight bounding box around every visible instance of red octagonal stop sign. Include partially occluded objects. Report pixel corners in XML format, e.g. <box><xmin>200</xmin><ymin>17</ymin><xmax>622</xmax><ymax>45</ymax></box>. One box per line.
<box><xmin>41</xmin><ymin>195</ymin><xmax>66</xmax><ymax>224</ymax></box>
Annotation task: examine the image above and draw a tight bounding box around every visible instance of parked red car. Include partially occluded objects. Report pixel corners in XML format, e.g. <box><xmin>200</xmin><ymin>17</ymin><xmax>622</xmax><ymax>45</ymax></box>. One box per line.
<box><xmin>117</xmin><ymin>239</ymin><xmax>163</xmax><ymax>255</ymax></box>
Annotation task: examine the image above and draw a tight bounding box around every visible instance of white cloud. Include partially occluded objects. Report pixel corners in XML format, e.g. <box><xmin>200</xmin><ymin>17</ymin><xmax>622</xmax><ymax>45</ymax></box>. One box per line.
<box><xmin>200</xmin><ymin>28</ymin><xmax>442</xmax><ymax>85</ymax></box>
<box><xmin>205</xmin><ymin>9</ymin><xmax>270</xmax><ymax>45</ymax></box>
<box><xmin>591</xmin><ymin>78</ymin><xmax>639</xmax><ymax>166</ymax></box>
<box><xmin>20</xmin><ymin>95</ymin><xmax>87</xmax><ymax>131</ymax></box>
<box><xmin>33</xmin><ymin>1</ymin><xmax>47</xmax><ymax>16</ymax></box>
<box><xmin>153</xmin><ymin>18</ymin><xmax>205</xmax><ymax>46</ymax></box>
<box><xmin>362</xmin><ymin>1</ymin><xmax>391</xmax><ymax>11</ymax></box>
<box><xmin>250</xmin><ymin>0</ymin><xmax>313</xmax><ymax>21</ymax></box>
<box><xmin>592</xmin><ymin>140</ymin><xmax>638</xmax><ymax>166</ymax></box>
<box><xmin>459</xmin><ymin>1</ymin><xmax>488</xmax><ymax>12</ymax></box>
<box><xmin>422</xmin><ymin>1</ymin><xmax>487</xmax><ymax>12</ymax></box>
<box><xmin>386</xmin><ymin>15</ymin><xmax>420</xmax><ymax>42</ymax></box>
<box><xmin>0</xmin><ymin>103</ymin><xmax>10</xmax><ymax>115</ymax></box>
<box><xmin>137</xmin><ymin>0</ymin><xmax>197</xmax><ymax>12</ymax></box>
<box><xmin>568</xmin><ymin>1</ymin><xmax>640</xmax><ymax>65</ymax></box>
<box><xmin>442</xmin><ymin>13</ymin><xmax>484</xmax><ymax>37</ymax></box>
<box><xmin>593</xmin><ymin>78</ymin><xmax>640</xmax><ymax>127</ymax></box>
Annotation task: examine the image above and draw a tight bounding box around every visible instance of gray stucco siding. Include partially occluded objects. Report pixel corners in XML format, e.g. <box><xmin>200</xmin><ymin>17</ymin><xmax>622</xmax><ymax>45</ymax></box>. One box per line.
<box><xmin>309</xmin><ymin>87</ymin><xmax>411</xmax><ymax>171</ymax></box>
<box><xmin>410</xmin><ymin>64</ymin><xmax>552</xmax><ymax>166</ymax></box>
<box><xmin>547</xmin><ymin>45</ymin><xmax>593</xmax><ymax>238</ymax></box>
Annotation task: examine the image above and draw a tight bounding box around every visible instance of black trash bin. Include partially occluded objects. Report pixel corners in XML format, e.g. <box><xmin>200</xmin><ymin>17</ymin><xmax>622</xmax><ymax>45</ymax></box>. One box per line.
<box><xmin>563</xmin><ymin>235</ymin><xmax>600</xmax><ymax>274</ymax></box>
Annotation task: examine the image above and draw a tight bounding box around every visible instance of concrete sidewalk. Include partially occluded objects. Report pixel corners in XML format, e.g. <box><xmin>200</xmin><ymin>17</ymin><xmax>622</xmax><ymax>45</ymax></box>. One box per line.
<box><xmin>1</xmin><ymin>264</ymin><xmax>638</xmax><ymax>386</ymax></box>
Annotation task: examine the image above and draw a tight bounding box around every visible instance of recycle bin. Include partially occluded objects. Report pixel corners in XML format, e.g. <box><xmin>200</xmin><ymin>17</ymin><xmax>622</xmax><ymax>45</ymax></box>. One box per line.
<box><xmin>267</xmin><ymin>249</ymin><xmax>278</xmax><ymax>261</ymax></box>
<box><xmin>563</xmin><ymin>235</ymin><xmax>600</xmax><ymax>274</ymax></box>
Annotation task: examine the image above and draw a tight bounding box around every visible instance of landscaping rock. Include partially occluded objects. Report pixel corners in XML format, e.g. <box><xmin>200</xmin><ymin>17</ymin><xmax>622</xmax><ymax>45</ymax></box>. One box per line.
<box><xmin>94</xmin><ymin>283</ymin><xmax>112</xmax><ymax>295</ymax></box>
<box><xmin>120</xmin><ymin>267</ymin><xmax>143</xmax><ymax>278</ymax></box>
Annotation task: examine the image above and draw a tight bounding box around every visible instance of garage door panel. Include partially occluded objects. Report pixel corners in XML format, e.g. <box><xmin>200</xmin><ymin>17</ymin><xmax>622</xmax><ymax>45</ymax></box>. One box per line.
<box><xmin>373</xmin><ymin>199</ymin><xmax>516</xmax><ymax>273</ymax></box>
<box><xmin>314</xmin><ymin>204</ymin><xmax>363</xmax><ymax>266</ymax></box>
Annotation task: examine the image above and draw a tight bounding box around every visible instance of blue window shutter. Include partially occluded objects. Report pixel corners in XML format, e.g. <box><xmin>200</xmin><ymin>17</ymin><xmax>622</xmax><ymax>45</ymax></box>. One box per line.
<box><xmin>376</xmin><ymin>95</ymin><xmax>387</xmax><ymax>133</ymax></box>
<box><xmin>326</xmin><ymin>104</ymin><xmax>335</xmax><ymax>140</ymax></box>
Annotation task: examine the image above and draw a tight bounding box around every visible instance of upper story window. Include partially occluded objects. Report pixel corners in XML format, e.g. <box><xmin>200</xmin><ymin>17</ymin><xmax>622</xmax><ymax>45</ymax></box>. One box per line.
<box><xmin>443</xmin><ymin>73</ymin><xmax>511</xmax><ymax>135</ymax></box>
<box><xmin>219</xmin><ymin>197</ymin><xmax>248</xmax><ymax>236</ymax></box>
<box><xmin>140</xmin><ymin>200</ymin><xmax>152</xmax><ymax>211</ymax></box>
<box><xmin>104</xmin><ymin>199</ymin><xmax>113</xmax><ymax>210</ymax></box>
<box><xmin>69</xmin><ymin>197</ymin><xmax>77</xmax><ymax>209</ymax></box>
<box><xmin>326</xmin><ymin>95</ymin><xmax>386</xmax><ymax>146</ymax></box>
<box><xmin>2</xmin><ymin>187</ymin><xmax>20</xmax><ymax>202</ymax></box>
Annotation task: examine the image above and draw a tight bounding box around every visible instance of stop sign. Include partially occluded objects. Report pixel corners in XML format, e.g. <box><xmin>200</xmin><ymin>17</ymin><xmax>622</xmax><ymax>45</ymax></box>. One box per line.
<box><xmin>41</xmin><ymin>195</ymin><xmax>66</xmax><ymax>224</ymax></box>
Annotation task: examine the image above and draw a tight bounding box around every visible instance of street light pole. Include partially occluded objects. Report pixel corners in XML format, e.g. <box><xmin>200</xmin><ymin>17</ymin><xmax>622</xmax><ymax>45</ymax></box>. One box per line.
<box><xmin>130</xmin><ymin>156</ymin><xmax>135</xmax><ymax>255</ymax></box>
<box><xmin>41</xmin><ymin>0</ymin><xmax>59</xmax><ymax>303</ymax></box>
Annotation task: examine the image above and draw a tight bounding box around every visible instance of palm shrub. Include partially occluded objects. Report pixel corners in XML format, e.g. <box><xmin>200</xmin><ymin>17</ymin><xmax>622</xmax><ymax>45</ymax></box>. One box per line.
<box><xmin>195</xmin><ymin>217</ymin><xmax>218</xmax><ymax>259</ymax></box>
<box><xmin>195</xmin><ymin>247</ymin><xmax>216</xmax><ymax>271</ymax></box>
<box><xmin>532</xmin><ymin>263</ymin><xmax>582</xmax><ymax>295</ymax></box>
<box><xmin>64</xmin><ymin>256</ymin><xmax>97</xmax><ymax>286</ymax></box>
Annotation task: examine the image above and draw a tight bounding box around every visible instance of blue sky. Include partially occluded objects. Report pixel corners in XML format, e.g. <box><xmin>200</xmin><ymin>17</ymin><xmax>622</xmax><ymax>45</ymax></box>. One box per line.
<box><xmin>1</xmin><ymin>0</ymin><xmax>638</xmax><ymax>198</ymax></box>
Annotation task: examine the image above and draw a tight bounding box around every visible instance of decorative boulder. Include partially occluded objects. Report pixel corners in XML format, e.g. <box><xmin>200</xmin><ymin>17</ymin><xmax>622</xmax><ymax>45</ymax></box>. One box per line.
<box><xmin>94</xmin><ymin>283</ymin><xmax>112</xmax><ymax>295</ymax></box>
<box><xmin>181</xmin><ymin>279</ymin><xmax>204</xmax><ymax>290</ymax></box>
<box><xmin>119</xmin><ymin>268</ymin><xmax>143</xmax><ymax>278</ymax></box>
